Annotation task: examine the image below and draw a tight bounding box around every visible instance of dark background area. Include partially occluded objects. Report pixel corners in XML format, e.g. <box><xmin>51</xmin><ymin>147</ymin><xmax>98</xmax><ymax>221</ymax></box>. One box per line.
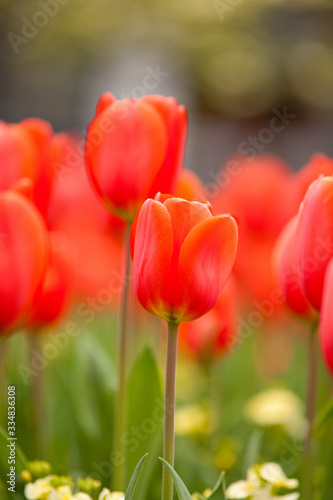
<box><xmin>1</xmin><ymin>0</ymin><xmax>333</xmax><ymax>180</ymax></box>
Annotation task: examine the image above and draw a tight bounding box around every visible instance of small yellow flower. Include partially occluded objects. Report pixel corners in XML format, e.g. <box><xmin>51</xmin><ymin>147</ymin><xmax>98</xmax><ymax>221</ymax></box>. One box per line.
<box><xmin>175</xmin><ymin>403</ymin><xmax>216</xmax><ymax>436</ymax></box>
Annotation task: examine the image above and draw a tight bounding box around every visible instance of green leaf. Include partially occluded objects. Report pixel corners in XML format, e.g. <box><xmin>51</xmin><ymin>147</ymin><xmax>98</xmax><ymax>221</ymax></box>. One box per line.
<box><xmin>124</xmin><ymin>454</ymin><xmax>148</xmax><ymax>500</ymax></box>
<box><xmin>314</xmin><ymin>397</ymin><xmax>333</xmax><ymax>438</ymax></box>
<box><xmin>126</xmin><ymin>346</ymin><xmax>163</xmax><ymax>497</ymax></box>
<box><xmin>242</xmin><ymin>428</ymin><xmax>263</xmax><ymax>474</ymax></box>
<box><xmin>159</xmin><ymin>458</ymin><xmax>193</xmax><ymax>500</ymax></box>
<box><xmin>207</xmin><ymin>472</ymin><xmax>226</xmax><ymax>500</ymax></box>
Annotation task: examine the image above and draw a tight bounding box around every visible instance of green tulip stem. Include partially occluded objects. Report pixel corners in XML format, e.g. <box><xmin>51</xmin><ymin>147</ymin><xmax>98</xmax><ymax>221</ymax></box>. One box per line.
<box><xmin>162</xmin><ymin>321</ymin><xmax>179</xmax><ymax>500</ymax></box>
<box><xmin>302</xmin><ymin>322</ymin><xmax>318</xmax><ymax>500</ymax></box>
<box><xmin>114</xmin><ymin>222</ymin><xmax>132</xmax><ymax>491</ymax></box>
<box><xmin>0</xmin><ymin>336</ymin><xmax>9</xmax><ymax>424</ymax></box>
<box><xmin>29</xmin><ymin>332</ymin><xmax>45</xmax><ymax>458</ymax></box>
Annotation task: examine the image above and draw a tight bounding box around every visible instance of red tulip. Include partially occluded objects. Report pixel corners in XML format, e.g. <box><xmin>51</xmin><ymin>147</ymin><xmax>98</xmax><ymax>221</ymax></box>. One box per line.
<box><xmin>273</xmin><ymin>216</ymin><xmax>314</xmax><ymax>318</ymax></box>
<box><xmin>176</xmin><ymin>168</ymin><xmax>206</xmax><ymax>202</ymax></box>
<box><xmin>179</xmin><ymin>275</ymin><xmax>237</xmax><ymax>361</ymax></box>
<box><xmin>319</xmin><ymin>258</ymin><xmax>333</xmax><ymax>376</ymax></box>
<box><xmin>297</xmin><ymin>176</ymin><xmax>333</xmax><ymax>310</ymax></box>
<box><xmin>131</xmin><ymin>197</ymin><xmax>238</xmax><ymax>323</ymax></box>
<box><xmin>26</xmin><ymin>232</ymin><xmax>73</xmax><ymax>330</ymax></box>
<box><xmin>294</xmin><ymin>153</ymin><xmax>333</xmax><ymax>205</ymax></box>
<box><xmin>0</xmin><ymin>191</ymin><xmax>49</xmax><ymax>334</ymax></box>
<box><xmin>85</xmin><ymin>93</ymin><xmax>187</xmax><ymax>221</ymax></box>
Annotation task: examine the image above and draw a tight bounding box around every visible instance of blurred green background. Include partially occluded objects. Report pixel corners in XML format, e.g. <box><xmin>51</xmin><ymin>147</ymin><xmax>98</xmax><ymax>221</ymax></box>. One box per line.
<box><xmin>1</xmin><ymin>0</ymin><xmax>333</xmax><ymax>178</ymax></box>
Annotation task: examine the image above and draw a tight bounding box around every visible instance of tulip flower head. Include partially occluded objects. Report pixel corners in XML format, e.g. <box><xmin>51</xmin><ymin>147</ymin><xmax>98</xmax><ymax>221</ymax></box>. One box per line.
<box><xmin>131</xmin><ymin>196</ymin><xmax>238</xmax><ymax>324</ymax></box>
<box><xmin>0</xmin><ymin>190</ymin><xmax>48</xmax><ymax>334</ymax></box>
<box><xmin>319</xmin><ymin>258</ymin><xmax>333</xmax><ymax>376</ymax></box>
<box><xmin>85</xmin><ymin>94</ymin><xmax>187</xmax><ymax>221</ymax></box>
<box><xmin>297</xmin><ymin>175</ymin><xmax>333</xmax><ymax>310</ymax></box>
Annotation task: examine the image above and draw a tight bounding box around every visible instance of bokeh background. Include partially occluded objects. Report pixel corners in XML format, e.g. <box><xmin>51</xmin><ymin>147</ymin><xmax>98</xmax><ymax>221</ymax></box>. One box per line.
<box><xmin>1</xmin><ymin>0</ymin><xmax>333</xmax><ymax>179</ymax></box>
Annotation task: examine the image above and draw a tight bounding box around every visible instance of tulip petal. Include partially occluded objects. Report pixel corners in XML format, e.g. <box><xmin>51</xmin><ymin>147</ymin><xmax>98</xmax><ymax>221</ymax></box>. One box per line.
<box><xmin>143</xmin><ymin>95</ymin><xmax>187</xmax><ymax>196</ymax></box>
<box><xmin>86</xmin><ymin>100</ymin><xmax>167</xmax><ymax>219</ymax></box>
<box><xmin>133</xmin><ymin>199</ymin><xmax>173</xmax><ymax>319</ymax></box>
<box><xmin>163</xmin><ymin>198</ymin><xmax>212</xmax><ymax>252</ymax></box>
<box><xmin>319</xmin><ymin>258</ymin><xmax>333</xmax><ymax>376</ymax></box>
<box><xmin>297</xmin><ymin>176</ymin><xmax>333</xmax><ymax>310</ymax></box>
<box><xmin>177</xmin><ymin>215</ymin><xmax>238</xmax><ymax>322</ymax></box>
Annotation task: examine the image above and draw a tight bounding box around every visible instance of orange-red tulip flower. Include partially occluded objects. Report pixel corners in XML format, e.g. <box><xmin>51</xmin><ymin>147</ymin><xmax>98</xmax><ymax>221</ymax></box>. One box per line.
<box><xmin>179</xmin><ymin>275</ymin><xmax>237</xmax><ymax>361</ymax></box>
<box><xmin>294</xmin><ymin>153</ymin><xmax>333</xmax><ymax>205</ymax></box>
<box><xmin>0</xmin><ymin>191</ymin><xmax>48</xmax><ymax>334</ymax></box>
<box><xmin>27</xmin><ymin>232</ymin><xmax>73</xmax><ymax>329</ymax></box>
<box><xmin>176</xmin><ymin>169</ymin><xmax>206</xmax><ymax>202</ymax></box>
<box><xmin>319</xmin><ymin>258</ymin><xmax>333</xmax><ymax>376</ymax></box>
<box><xmin>131</xmin><ymin>197</ymin><xmax>238</xmax><ymax>324</ymax></box>
<box><xmin>85</xmin><ymin>93</ymin><xmax>187</xmax><ymax>221</ymax></box>
<box><xmin>273</xmin><ymin>216</ymin><xmax>315</xmax><ymax>318</ymax></box>
<box><xmin>297</xmin><ymin>176</ymin><xmax>333</xmax><ymax>311</ymax></box>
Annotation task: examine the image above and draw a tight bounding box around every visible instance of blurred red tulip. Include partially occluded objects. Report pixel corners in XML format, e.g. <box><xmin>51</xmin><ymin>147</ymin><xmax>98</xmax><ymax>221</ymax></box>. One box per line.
<box><xmin>273</xmin><ymin>216</ymin><xmax>315</xmax><ymax>318</ymax></box>
<box><xmin>319</xmin><ymin>258</ymin><xmax>333</xmax><ymax>376</ymax></box>
<box><xmin>131</xmin><ymin>197</ymin><xmax>238</xmax><ymax>323</ymax></box>
<box><xmin>0</xmin><ymin>191</ymin><xmax>49</xmax><ymax>334</ymax></box>
<box><xmin>26</xmin><ymin>232</ymin><xmax>74</xmax><ymax>330</ymax></box>
<box><xmin>179</xmin><ymin>275</ymin><xmax>237</xmax><ymax>361</ymax></box>
<box><xmin>176</xmin><ymin>169</ymin><xmax>206</xmax><ymax>202</ymax></box>
<box><xmin>294</xmin><ymin>153</ymin><xmax>333</xmax><ymax>205</ymax></box>
<box><xmin>85</xmin><ymin>93</ymin><xmax>187</xmax><ymax>221</ymax></box>
<box><xmin>297</xmin><ymin>176</ymin><xmax>333</xmax><ymax>310</ymax></box>
<box><xmin>0</xmin><ymin>121</ymin><xmax>39</xmax><ymax>189</ymax></box>
<box><xmin>0</xmin><ymin>119</ymin><xmax>54</xmax><ymax>221</ymax></box>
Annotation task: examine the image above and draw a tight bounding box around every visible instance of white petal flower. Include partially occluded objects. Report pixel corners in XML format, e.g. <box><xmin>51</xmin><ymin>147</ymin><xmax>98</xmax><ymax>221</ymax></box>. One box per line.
<box><xmin>258</xmin><ymin>463</ymin><xmax>299</xmax><ymax>490</ymax></box>
<box><xmin>225</xmin><ymin>479</ymin><xmax>255</xmax><ymax>498</ymax></box>
<box><xmin>98</xmin><ymin>489</ymin><xmax>125</xmax><ymax>500</ymax></box>
<box><xmin>73</xmin><ymin>493</ymin><xmax>93</xmax><ymax>500</ymax></box>
<box><xmin>24</xmin><ymin>476</ymin><xmax>55</xmax><ymax>500</ymax></box>
<box><xmin>48</xmin><ymin>485</ymin><xmax>73</xmax><ymax>500</ymax></box>
<box><xmin>244</xmin><ymin>389</ymin><xmax>306</xmax><ymax>438</ymax></box>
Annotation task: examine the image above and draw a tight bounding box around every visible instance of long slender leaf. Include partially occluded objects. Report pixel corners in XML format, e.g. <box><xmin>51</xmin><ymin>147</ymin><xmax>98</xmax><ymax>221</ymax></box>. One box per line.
<box><xmin>159</xmin><ymin>458</ymin><xmax>192</xmax><ymax>500</ymax></box>
<box><xmin>124</xmin><ymin>454</ymin><xmax>148</xmax><ymax>500</ymax></box>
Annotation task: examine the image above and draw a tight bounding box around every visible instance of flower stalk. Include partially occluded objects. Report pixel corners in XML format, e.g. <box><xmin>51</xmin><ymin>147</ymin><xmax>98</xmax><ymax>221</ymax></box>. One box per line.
<box><xmin>113</xmin><ymin>222</ymin><xmax>132</xmax><ymax>491</ymax></box>
<box><xmin>162</xmin><ymin>322</ymin><xmax>179</xmax><ymax>500</ymax></box>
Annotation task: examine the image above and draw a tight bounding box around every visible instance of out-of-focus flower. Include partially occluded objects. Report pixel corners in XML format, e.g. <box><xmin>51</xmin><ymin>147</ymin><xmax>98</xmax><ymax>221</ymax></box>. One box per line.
<box><xmin>175</xmin><ymin>403</ymin><xmax>216</xmax><ymax>436</ymax></box>
<box><xmin>24</xmin><ymin>475</ymin><xmax>55</xmax><ymax>500</ymax></box>
<box><xmin>192</xmin><ymin>488</ymin><xmax>212</xmax><ymax>500</ymax></box>
<box><xmin>85</xmin><ymin>93</ymin><xmax>187</xmax><ymax>221</ymax></box>
<box><xmin>273</xmin><ymin>216</ymin><xmax>315</xmax><ymax>318</ymax></box>
<box><xmin>211</xmin><ymin>155</ymin><xmax>295</xmax><ymax>305</ymax></box>
<box><xmin>131</xmin><ymin>196</ymin><xmax>238</xmax><ymax>323</ymax></box>
<box><xmin>179</xmin><ymin>275</ymin><xmax>237</xmax><ymax>361</ymax></box>
<box><xmin>294</xmin><ymin>153</ymin><xmax>333</xmax><ymax>205</ymax></box>
<box><xmin>0</xmin><ymin>190</ymin><xmax>49</xmax><ymax>334</ymax></box>
<box><xmin>98</xmin><ymin>489</ymin><xmax>125</xmax><ymax>500</ymax></box>
<box><xmin>24</xmin><ymin>476</ymin><xmax>93</xmax><ymax>500</ymax></box>
<box><xmin>319</xmin><ymin>258</ymin><xmax>333</xmax><ymax>376</ymax></box>
<box><xmin>244</xmin><ymin>388</ymin><xmax>307</xmax><ymax>439</ymax></box>
<box><xmin>26</xmin><ymin>232</ymin><xmax>74</xmax><ymax>330</ymax></box>
<box><xmin>297</xmin><ymin>176</ymin><xmax>333</xmax><ymax>310</ymax></box>
<box><xmin>176</xmin><ymin>168</ymin><xmax>206</xmax><ymax>202</ymax></box>
<box><xmin>225</xmin><ymin>463</ymin><xmax>299</xmax><ymax>499</ymax></box>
